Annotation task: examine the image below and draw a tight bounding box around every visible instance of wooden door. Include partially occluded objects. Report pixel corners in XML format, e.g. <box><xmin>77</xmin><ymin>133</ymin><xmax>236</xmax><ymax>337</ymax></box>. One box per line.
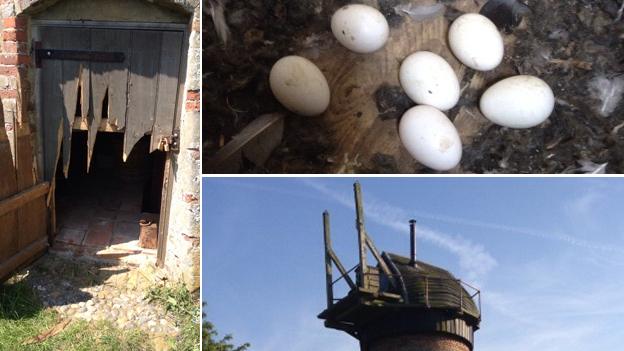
<box><xmin>0</xmin><ymin>122</ymin><xmax>49</xmax><ymax>282</ymax></box>
<box><xmin>36</xmin><ymin>24</ymin><xmax>185</xmax><ymax>181</ymax></box>
<box><xmin>36</xmin><ymin>23</ymin><xmax>185</xmax><ymax>251</ymax></box>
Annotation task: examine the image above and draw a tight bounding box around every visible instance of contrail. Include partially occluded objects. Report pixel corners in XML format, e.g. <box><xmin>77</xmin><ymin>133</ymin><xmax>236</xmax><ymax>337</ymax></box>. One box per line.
<box><xmin>302</xmin><ymin>179</ymin><xmax>497</xmax><ymax>284</ymax></box>
<box><xmin>303</xmin><ymin>179</ymin><xmax>624</xmax><ymax>255</ymax></box>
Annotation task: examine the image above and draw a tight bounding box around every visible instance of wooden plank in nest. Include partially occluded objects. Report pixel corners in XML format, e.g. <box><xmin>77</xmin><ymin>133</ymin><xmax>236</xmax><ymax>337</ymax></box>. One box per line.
<box><xmin>205</xmin><ymin>113</ymin><xmax>285</xmax><ymax>173</ymax></box>
<box><xmin>299</xmin><ymin>1</ymin><xmax>482</xmax><ymax>173</ymax></box>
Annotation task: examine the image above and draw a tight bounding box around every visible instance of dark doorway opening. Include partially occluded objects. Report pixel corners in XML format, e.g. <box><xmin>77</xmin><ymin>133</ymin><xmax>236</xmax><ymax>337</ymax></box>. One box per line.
<box><xmin>54</xmin><ymin>131</ymin><xmax>166</xmax><ymax>258</ymax></box>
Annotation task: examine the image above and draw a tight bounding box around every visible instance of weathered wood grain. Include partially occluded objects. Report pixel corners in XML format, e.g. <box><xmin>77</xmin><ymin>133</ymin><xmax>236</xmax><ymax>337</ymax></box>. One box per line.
<box><xmin>205</xmin><ymin>113</ymin><xmax>285</xmax><ymax>173</ymax></box>
<box><xmin>124</xmin><ymin>30</ymin><xmax>162</xmax><ymax>161</ymax></box>
<box><xmin>151</xmin><ymin>31</ymin><xmax>183</xmax><ymax>152</ymax></box>
<box><xmin>60</xmin><ymin>27</ymin><xmax>90</xmax><ymax>176</ymax></box>
<box><xmin>15</xmin><ymin>134</ymin><xmax>48</xmax><ymax>250</ymax></box>
<box><xmin>106</xmin><ymin>30</ymin><xmax>132</xmax><ymax>129</ymax></box>
<box><xmin>296</xmin><ymin>1</ymin><xmax>482</xmax><ymax>173</ymax></box>
<box><xmin>0</xmin><ymin>124</ymin><xmax>18</xmax><ymax>263</ymax></box>
<box><xmin>40</xmin><ymin>26</ymin><xmax>65</xmax><ymax>181</ymax></box>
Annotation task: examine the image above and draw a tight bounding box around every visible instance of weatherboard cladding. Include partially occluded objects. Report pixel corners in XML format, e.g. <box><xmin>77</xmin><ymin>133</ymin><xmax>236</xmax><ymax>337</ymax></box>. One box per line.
<box><xmin>387</xmin><ymin>253</ymin><xmax>480</xmax><ymax>321</ymax></box>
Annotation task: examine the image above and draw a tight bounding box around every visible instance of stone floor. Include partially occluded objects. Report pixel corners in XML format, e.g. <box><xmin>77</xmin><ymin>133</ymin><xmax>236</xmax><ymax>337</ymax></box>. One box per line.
<box><xmin>21</xmin><ymin>253</ymin><xmax>178</xmax><ymax>337</ymax></box>
<box><xmin>53</xmin><ymin>175</ymin><xmax>159</xmax><ymax>266</ymax></box>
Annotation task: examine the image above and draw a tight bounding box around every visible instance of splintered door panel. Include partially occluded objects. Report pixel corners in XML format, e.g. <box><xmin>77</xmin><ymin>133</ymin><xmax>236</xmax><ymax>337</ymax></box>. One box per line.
<box><xmin>93</xmin><ymin>29</ymin><xmax>132</xmax><ymax>129</ymax></box>
<box><xmin>60</xmin><ymin>27</ymin><xmax>90</xmax><ymax>175</ymax></box>
<box><xmin>39</xmin><ymin>25</ymin><xmax>185</xmax><ymax>177</ymax></box>
<box><xmin>15</xmin><ymin>134</ymin><xmax>47</xmax><ymax>250</ymax></box>
<box><xmin>151</xmin><ymin>31</ymin><xmax>183</xmax><ymax>152</ymax></box>
<box><xmin>88</xmin><ymin>29</ymin><xmax>132</xmax><ymax>169</ymax></box>
<box><xmin>0</xmin><ymin>128</ymin><xmax>18</xmax><ymax>262</ymax></box>
<box><xmin>124</xmin><ymin>30</ymin><xmax>162</xmax><ymax>160</ymax></box>
<box><xmin>40</xmin><ymin>26</ymin><xmax>65</xmax><ymax>181</ymax></box>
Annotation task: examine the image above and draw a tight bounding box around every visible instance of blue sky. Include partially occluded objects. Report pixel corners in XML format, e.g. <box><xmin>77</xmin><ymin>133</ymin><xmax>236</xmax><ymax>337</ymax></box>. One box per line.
<box><xmin>203</xmin><ymin>177</ymin><xmax>624</xmax><ymax>351</ymax></box>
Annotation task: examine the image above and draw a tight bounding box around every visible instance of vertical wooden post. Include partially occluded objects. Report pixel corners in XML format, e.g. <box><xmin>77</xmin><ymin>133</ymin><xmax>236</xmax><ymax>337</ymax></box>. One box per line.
<box><xmin>353</xmin><ymin>182</ymin><xmax>368</xmax><ymax>290</ymax></box>
<box><xmin>409</xmin><ymin>219</ymin><xmax>417</xmax><ymax>266</ymax></box>
<box><xmin>156</xmin><ymin>153</ymin><xmax>174</xmax><ymax>268</ymax></box>
<box><xmin>323</xmin><ymin>210</ymin><xmax>333</xmax><ymax>309</ymax></box>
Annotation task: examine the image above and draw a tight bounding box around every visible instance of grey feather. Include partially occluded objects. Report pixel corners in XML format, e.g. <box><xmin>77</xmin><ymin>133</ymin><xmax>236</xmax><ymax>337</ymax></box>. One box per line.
<box><xmin>588</xmin><ymin>75</ymin><xmax>624</xmax><ymax>117</ymax></box>
<box><xmin>207</xmin><ymin>0</ymin><xmax>230</xmax><ymax>45</ymax></box>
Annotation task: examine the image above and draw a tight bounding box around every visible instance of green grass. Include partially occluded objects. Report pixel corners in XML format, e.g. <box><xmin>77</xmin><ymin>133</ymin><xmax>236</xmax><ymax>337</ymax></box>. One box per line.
<box><xmin>0</xmin><ymin>279</ymin><xmax>153</xmax><ymax>351</ymax></box>
<box><xmin>146</xmin><ymin>284</ymin><xmax>200</xmax><ymax>351</ymax></box>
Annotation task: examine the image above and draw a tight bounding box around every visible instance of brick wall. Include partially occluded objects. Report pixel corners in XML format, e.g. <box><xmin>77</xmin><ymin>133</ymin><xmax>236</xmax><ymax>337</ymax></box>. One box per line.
<box><xmin>0</xmin><ymin>11</ymin><xmax>29</xmax><ymax>161</ymax></box>
<box><xmin>369</xmin><ymin>334</ymin><xmax>470</xmax><ymax>351</ymax></box>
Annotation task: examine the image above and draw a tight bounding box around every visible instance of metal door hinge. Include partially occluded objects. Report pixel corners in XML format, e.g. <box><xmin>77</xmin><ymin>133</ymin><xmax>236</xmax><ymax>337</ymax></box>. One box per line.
<box><xmin>33</xmin><ymin>41</ymin><xmax>125</xmax><ymax>68</ymax></box>
<box><xmin>158</xmin><ymin>131</ymin><xmax>179</xmax><ymax>152</ymax></box>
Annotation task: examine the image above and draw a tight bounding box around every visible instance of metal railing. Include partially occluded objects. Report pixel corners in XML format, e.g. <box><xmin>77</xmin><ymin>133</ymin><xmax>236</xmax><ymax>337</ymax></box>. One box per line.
<box><xmin>330</xmin><ymin>265</ymin><xmax>481</xmax><ymax>320</ymax></box>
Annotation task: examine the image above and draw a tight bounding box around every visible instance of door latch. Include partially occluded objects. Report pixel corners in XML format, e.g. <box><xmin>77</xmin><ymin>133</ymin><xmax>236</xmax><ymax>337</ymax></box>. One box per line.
<box><xmin>158</xmin><ymin>131</ymin><xmax>179</xmax><ymax>152</ymax></box>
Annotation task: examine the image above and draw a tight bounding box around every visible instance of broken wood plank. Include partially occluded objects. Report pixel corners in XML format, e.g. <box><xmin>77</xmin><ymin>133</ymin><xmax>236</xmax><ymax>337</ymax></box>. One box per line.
<box><xmin>40</xmin><ymin>26</ymin><xmax>65</xmax><ymax>181</ymax></box>
<box><xmin>87</xmin><ymin>29</ymin><xmax>113</xmax><ymax>171</ymax></box>
<box><xmin>15</xmin><ymin>134</ymin><xmax>48</xmax><ymax>250</ymax></box>
<box><xmin>59</xmin><ymin>28</ymin><xmax>89</xmax><ymax>177</ymax></box>
<box><xmin>205</xmin><ymin>113</ymin><xmax>285</xmax><ymax>173</ymax></box>
<box><xmin>72</xmin><ymin>117</ymin><xmax>122</xmax><ymax>132</ymax></box>
<box><xmin>105</xmin><ymin>30</ymin><xmax>132</xmax><ymax>129</ymax></box>
<box><xmin>151</xmin><ymin>31</ymin><xmax>183</xmax><ymax>152</ymax></box>
<box><xmin>123</xmin><ymin>30</ymin><xmax>162</xmax><ymax>161</ymax></box>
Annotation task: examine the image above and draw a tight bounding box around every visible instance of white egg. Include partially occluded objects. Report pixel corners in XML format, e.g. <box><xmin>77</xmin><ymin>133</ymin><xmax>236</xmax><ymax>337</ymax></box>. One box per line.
<box><xmin>399</xmin><ymin>105</ymin><xmax>463</xmax><ymax>171</ymax></box>
<box><xmin>269</xmin><ymin>56</ymin><xmax>331</xmax><ymax>116</ymax></box>
<box><xmin>331</xmin><ymin>4</ymin><xmax>389</xmax><ymax>54</ymax></box>
<box><xmin>449</xmin><ymin>13</ymin><xmax>504</xmax><ymax>71</ymax></box>
<box><xmin>480</xmin><ymin>75</ymin><xmax>555</xmax><ymax>129</ymax></box>
<box><xmin>399</xmin><ymin>51</ymin><xmax>460</xmax><ymax>111</ymax></box>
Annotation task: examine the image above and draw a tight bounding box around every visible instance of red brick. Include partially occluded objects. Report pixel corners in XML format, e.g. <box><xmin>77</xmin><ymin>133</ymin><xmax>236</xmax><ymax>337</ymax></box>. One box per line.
<box><xmin>186</xmin><ymin>90</ymin><xmax>200</xmax><ymax>100</ymax></box>
<box><xmin>3</xmin><ymin>17</ymin><xmax>27</xmax><ymax>29</ymax></box>
<box><xmin>0</xmin><ymin>66</ymin><xmax>19</xmax><ymax>75</ymax></box>
<box><xmin>0</xmin><ymin>90</ymin><xmax>18</xmax><ymax>98</ymax></box>
<box><xmin>0</xmin><ymin>54</ymin><xmax>30</xmax><ymax>65</ymax></box>
<box><xmin>189</xmin><ymin>149</ymin><xmax>200</xmax><ymax>160</ymax></box>
<box><xmin>182</xmin><ymin>193</ymin><xmax>199</xmax><ymax>203</ymax></box>
<box><xmin>2</xmin><ymin>30</ymin><xmax>27</xmax><ymax>42</ymax></box>
<box><xmin>370</xmin><ymin>334</ymin><xmax>470</xmax><ymax>351</ymax></box>
<box><xmin>185</xmin><ymin>100</ymin><xmax>200</xmax><ymax>111</ymax></box>
<box><xmin>2</xmin><ymin>41</ymin><xmax>28</xmax><ymax>54</ymax></box>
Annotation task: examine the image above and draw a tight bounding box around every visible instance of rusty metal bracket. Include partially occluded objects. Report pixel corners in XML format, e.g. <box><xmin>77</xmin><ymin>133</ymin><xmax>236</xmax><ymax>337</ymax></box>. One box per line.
<box><xmin>33</xmin><ymin>41</ymin><xmax>125</xmax><ymax>68</ymax></box>
<box><xmin>158</xmin><ymin>131</ymin><xmax>179</xmax><ymax>153</ymax></box>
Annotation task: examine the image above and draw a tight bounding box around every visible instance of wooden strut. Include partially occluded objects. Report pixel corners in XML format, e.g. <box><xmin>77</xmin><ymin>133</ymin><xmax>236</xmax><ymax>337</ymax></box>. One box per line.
<box><xmin>323</xmin><ymin>211</ymin><xmax>356</xmax><ymax>300</ymax></box>
<box><xmin>353</xmin><ymin>182</ymin><xmax>396</xmax><ymax>291</ymax></box>
<box><xmin>353</xmin><ymin>182</ymin><xmax>368</xmax><ymax>289</ymax></box>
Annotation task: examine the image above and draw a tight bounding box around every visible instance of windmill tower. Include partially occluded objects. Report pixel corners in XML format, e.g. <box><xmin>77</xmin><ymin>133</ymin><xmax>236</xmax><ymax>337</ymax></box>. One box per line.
<box><xmin>318</xmin><ymin>183</ymin><xmax>481</xmax><ymax>351</ymax></box>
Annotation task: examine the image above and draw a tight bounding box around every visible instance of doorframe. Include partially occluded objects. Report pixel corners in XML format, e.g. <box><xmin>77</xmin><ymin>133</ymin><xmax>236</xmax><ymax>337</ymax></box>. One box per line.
<box><xmin>31</xmin><ymin>19</ymin><xmax>190</xmax><ymax>262</ymax></box>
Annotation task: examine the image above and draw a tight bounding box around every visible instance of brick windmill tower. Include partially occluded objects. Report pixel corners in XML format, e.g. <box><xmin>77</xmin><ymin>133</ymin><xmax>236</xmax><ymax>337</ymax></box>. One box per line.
<box><xmin>318</xmin><ymin>183</ymin><xmax>481</xmax><ymax>351</ymax></box>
